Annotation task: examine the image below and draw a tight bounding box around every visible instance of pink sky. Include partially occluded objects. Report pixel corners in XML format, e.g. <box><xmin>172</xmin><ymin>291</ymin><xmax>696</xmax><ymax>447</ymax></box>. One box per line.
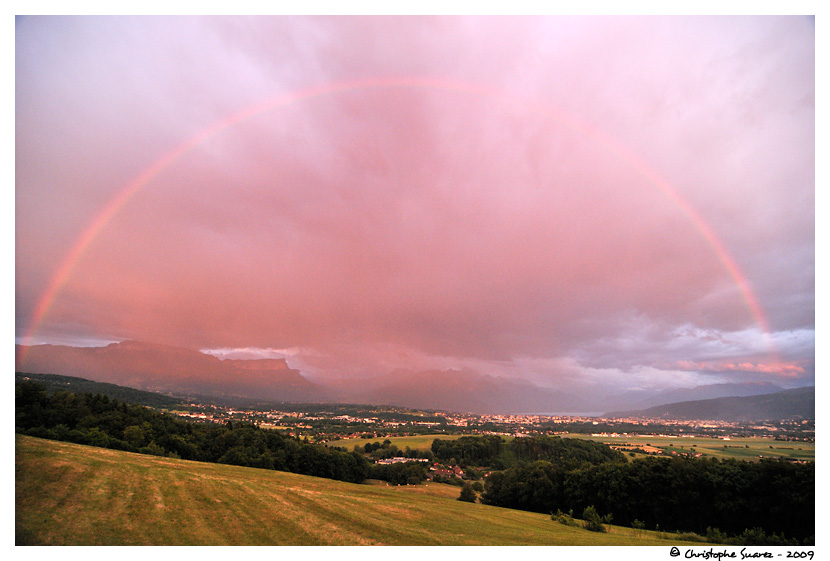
<box><xmin>15</xmin><ymin>15</ymin><xmax>815</xmax><ymax>394</ymax></box>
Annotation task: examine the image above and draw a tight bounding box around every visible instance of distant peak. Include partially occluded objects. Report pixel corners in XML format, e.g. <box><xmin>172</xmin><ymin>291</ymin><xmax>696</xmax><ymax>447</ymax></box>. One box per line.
<box><xmin>108</xmin><ymin>340</ymin><xmax>197</xmax><ymax>354</ymax></box>
<box><xmin>111</xmin><ymin>340</ymin><xmax>152</xmax><ymax>347</ymax></box>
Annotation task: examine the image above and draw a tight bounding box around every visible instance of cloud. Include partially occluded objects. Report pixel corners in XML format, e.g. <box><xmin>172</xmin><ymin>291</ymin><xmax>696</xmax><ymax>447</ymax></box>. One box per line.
<box><xmin>674</xmin><ymin>360</ymin><xmax>806</xmax><ymax>377</ymax></box>
<box><xmin>15</xmin><ymin>16</ymin><xmax>814</xmax><ymax>392</ymax></box>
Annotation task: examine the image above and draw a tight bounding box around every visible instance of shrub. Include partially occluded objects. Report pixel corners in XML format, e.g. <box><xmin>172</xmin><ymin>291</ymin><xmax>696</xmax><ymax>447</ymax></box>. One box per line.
<box><xmin>552</xmin><ymin>509</ymin><xmax>577</xmax><ymax>527</ymax></box>
<box><xmin>458</xmin><ymin>483</ymin><xmax>477</xmax><ymax>503</ymax></box>
<box><xmin>582</xmin><ymin>505</ymin><xmax>612</xmax><ymax>533</ymax></box>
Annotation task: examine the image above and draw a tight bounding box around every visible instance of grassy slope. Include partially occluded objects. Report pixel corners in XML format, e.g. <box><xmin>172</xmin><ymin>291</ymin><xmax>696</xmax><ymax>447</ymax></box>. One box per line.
<box><xmin>16</xmin><ymin>435</ymin><xmax>701</xmax><ymax>546</ymax></box>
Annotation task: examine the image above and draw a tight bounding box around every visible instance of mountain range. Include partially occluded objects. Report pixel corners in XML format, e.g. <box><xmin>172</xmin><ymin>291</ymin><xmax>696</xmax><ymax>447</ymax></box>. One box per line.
<box><xmin>15</xmin><ymin>340</ymin><xmax>589</xmax><ymax>414</ymax></box>
<box><xmin>599</xmin><ymin>381</ymin><xmax>786</xmax><ymax>412</ymax></box>
<box><xmin>604</xmin><ymin>386</ymin><xmax>815</xmax><ymax>421</ymax></box>
<box><xmin>14</xmin><ymin>340</ymin><xmax>812</xmax><ymax>418</ymax></box>
<box><xmin>15</xmin><ymin>340</ymin><xmax>328</xmax><ymax>402</ymax></box>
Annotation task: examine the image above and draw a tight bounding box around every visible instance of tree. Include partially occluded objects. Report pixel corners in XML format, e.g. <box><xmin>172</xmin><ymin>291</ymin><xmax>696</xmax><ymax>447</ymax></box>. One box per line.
<box><xmin>123</xmin><ymin>425</ymin><xmax>148</xmax><ymax>448</ymax></box>
<box><xmin>458</xmin><ymin>482</ymin><xmax>477</xmax><ymax>503</ymax></box>
<box><xmin>582</xmin><ymin>505</ymin><xmax>612</xmax><ymax>533</ymax></box>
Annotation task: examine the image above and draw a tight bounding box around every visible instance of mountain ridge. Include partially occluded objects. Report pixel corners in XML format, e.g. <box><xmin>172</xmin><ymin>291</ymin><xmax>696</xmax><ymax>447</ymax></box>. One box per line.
<box><xmin>16</xmin><ymin>341</ymin><xmax>329</xmax><ymax>402</ymax></box>
<box><xmin>16</xmin><ymin>340</ymin><xmax>809</xmax><ymax>417</ymax></box>
<box><xmin>599</xmin><ymin>382</ymin><xmax>786</xmax><ymax>412</ymax></box>
<box><xmin>16</xmin><ymin>341</ymin><xmax>593</xmax><ymax>414</ymax></box>
<box><xmin>604</xmin><ymin>386</ymin><xmax>814</xmax><ymax>421</ymax></box>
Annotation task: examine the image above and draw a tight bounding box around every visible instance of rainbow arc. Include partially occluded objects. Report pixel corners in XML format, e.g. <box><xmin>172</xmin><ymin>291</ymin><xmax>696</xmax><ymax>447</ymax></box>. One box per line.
<box><xmin>20</xmin><ymin>76</ymin><xmax>774</xmax><ymax>362</ymax></box>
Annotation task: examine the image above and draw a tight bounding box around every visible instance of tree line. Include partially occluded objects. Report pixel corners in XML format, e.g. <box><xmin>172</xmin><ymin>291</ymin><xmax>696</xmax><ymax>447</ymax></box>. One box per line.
<box><xmin>431</xmin><ymin>433</ymin><xmax>813</xmax><ymax>544</ymax></box>
<box><xmin>481</xmin><ymin>455</ymin><xmax>813</xmax><ymax>544</ymax></box>
<box><xmin>431</xmin><ymin>433</ymin><xmax>624</xmax><ymax>469</ymax></box>
<box><xmin>15</xmin><ymin>372</ymin><xmax>184</xmax><ymax>408</ymax></box>
<box><xmin>16</xmin><ymin>380</ymin><xmax>374</xmax><ymax>483</ymax></box>
<box><xmin>357</xmin><ymin>439</ymin><xmax>435</xmax><ymax>461</ymax></box>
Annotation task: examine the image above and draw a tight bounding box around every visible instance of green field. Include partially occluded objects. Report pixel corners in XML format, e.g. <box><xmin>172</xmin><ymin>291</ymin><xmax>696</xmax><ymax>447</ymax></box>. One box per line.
<box><xmin>327</xmin><ymin>433</ymin><xmax>464</xmax><ymax>451</ymax></box>
<box><xmin>563</xmin><ymin>434</ymin><xmax>815</xmax><ymax>462</ymax></box>
<box><xmin>329</xmin><ymin>433</ymin><xmax>814</xmax><ymax>462</ymax></box>
<box><xmin>16</xmin><ymin>435</ymin><xmax>705</xmax><ymax>546</ymax></box>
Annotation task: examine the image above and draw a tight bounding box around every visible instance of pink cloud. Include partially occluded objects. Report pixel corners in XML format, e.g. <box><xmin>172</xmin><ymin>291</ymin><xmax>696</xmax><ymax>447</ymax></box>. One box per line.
<box><xmin>15</xmin><ymin>16</ymin><xmax>814</xmax><ymax>391</ymax></box>
<box><xmin>674</xmin><ymin>360</ymin><xmax>806</xmax><ymax>378</ymax></box>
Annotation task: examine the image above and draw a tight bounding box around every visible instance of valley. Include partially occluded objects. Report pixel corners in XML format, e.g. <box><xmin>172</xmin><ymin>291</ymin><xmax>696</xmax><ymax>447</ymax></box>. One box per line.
<box><xmin>15</xmin><ymin>372</ymin><xmax>815</xmax><ymax>546</ymax></box>
<box><xmin>15</xmin><ymin>434</ymin><xmax>709</xmax><ymax>546</ymax></box>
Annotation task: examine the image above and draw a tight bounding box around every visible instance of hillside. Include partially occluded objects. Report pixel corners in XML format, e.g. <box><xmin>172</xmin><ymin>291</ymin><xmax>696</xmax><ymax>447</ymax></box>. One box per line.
<box><xmin>602</xmin><ymin>382</ymin><xmax>785</xmax><ymax>412</ymax></box>
<box><xmin>16</xmin><ymin>435</ymin><xmax>702</xmax><ymax>546</ymax></box>
<box><xmin>604</xmin><ymin>386</ymin><xmax>815</xmax><ymax>421</ymax></box>
<box><xmin>14</xmin><ymin>372</ymin><xmax>185</xmax><ymax>408</ymax></box>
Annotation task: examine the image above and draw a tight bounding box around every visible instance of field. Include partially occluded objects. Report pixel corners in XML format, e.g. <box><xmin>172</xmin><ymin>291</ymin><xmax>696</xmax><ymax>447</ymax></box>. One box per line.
<box><xmin>563</xmin><ymin>434</ymin><xmax>815</xmax><ymax>462</ymax></box>
<box><xmin>16</xmin><ymin>435</ymin><xmax>704</xmax><ymax>546</ymax></box>
<box><xmin>327</xmin><ymin>433</ymin><xmax>463</xmax><ymax>451</ymax></box>
<box><xmin>329</xmin><ymin>433</ymin><xmax>815</xmax><ymax>462</ymax></box>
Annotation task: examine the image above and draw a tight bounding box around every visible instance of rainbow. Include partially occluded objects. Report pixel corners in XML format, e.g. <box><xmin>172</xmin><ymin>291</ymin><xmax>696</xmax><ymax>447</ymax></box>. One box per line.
<box><xmin>19</xmin><ymin>75</ymin><xmax>774</xmax><ymax>359</ymax></box>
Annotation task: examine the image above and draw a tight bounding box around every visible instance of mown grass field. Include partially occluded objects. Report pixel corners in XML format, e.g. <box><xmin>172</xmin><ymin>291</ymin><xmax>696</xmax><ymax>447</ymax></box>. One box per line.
<box><xmin>16</xmin><ymin>435</ymin><xmax>704</xmax><ymax>546</ymax></box>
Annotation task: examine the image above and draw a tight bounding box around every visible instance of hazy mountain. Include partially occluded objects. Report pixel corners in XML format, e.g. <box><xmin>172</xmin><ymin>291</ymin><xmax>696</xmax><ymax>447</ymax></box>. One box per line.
<box><xmin>599</xmin><ymin>382</ymin><xmax>784</xmax><ymax>412</ymax></box>
<box><xmin>604</xmin><ymin>386</ymin><xmax>815</xmax><ymax>421</ymax></box>
<box><xmin>329</xmin><ymin>368</ymin><xmax>593</xmax><ymax>415</ymax></box>
<box><xmin>16</xmin><ymin>340</ymin><xmax>802</xmax><ymax>418</ymax></box>
<box><xmin>15</xmin><ymin>341</ymin><xmax>330</xmax><ymax>402</ymax></box>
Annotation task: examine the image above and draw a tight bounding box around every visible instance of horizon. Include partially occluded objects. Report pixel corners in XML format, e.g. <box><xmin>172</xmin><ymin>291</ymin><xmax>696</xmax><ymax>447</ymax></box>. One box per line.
<box><xmin>15</xmin><ymin>339</ymin><xmax>815</xmax><ymax>400</ymax></box>
<box><xmin>15</xmin><ymin>16</ymin><xmax>815</xmax><ymax>399</ymax></box>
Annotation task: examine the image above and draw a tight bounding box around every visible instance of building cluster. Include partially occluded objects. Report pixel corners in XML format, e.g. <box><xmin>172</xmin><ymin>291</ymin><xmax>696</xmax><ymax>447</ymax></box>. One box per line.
<box><xmin>166</xmin><ymin>402</ymin><xmax>814</xmax><ymax>443</ymax></box>
<box><xmin>375</xmin><ymin>457</ymin><xmax>430</xmax><ymax>465</ymax></box>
